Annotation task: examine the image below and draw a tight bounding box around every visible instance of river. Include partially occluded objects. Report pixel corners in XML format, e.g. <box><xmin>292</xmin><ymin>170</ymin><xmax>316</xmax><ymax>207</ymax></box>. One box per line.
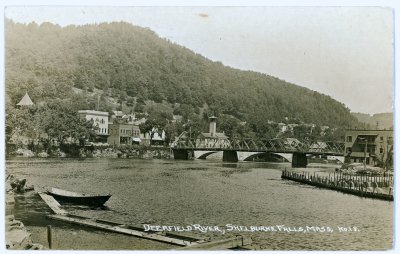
<box><xmin>6</xmin><ymin>158</ymin><xmax>393</xmax><ymax>250</ymax></box>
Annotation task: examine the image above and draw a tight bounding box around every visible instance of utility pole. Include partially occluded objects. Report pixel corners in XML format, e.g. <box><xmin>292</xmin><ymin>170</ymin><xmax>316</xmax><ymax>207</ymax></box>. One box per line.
<box><xmin>96</xmin><ymin>95</ymin><xmax>100</xmax><ymax>111</ymax></box>
<box><xmin>359</xmin><ymin>137</ymin><xmax>368</xmax><ymax>170</ymax></box>
<box><xmin>364</xmin><ymin>140</ymin><xmax>367</xmax><ymax>170</ymax></box>
<box><xmin>187</xmin><ymin>120</ymin><xmax>192</xmax><ymax>141</ymax></box>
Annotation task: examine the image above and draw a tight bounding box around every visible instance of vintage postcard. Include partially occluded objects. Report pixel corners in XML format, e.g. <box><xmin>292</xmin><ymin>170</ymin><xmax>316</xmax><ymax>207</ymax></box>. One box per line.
<box><xmin>2</xmin><ymin>1</ymin><xmax>398</xmax><ymax>252</ymax></box>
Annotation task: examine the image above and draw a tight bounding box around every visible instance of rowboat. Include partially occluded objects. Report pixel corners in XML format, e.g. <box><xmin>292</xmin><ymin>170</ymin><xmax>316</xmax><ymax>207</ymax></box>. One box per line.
<box><xmin>45</xmin><ymin>187</ymin><xmax>111</xmax><ymax>206</ymax></box>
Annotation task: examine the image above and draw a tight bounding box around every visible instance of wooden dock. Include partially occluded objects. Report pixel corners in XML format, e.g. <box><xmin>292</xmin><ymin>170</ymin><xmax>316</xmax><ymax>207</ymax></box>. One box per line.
<box><xmin>281</xmin><ymin>169</ymin><xmax>393</xmax><ymax>201</ymax></box>
<box><xmin>38</xmin><ymin>192</ymin><xmax>251</xmax><ymax>249</ymax></box>
<box><xmin>48</xmin><ymin>214</ymin><xmax>202</xmax><ymax>246</ymax></box>
<box><xmin>38</xmin><ymin>192</ymin><xmax>68</xmax><ymax>215</ymax></box>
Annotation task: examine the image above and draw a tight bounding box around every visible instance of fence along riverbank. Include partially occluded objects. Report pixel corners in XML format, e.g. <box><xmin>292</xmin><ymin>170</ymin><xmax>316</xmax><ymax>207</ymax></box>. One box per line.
<box><xmin>281</xmin><ymin>169</ymin><xmax>393</xmax><ymax>201</ymax></box>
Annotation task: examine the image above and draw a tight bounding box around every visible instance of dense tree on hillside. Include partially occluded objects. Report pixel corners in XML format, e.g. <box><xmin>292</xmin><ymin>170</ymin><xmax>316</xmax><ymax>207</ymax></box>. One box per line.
<box><xmin>6</xmin><ymin>100</ymin><xmax>97</xmax><ymax>148</ymax></box>
<box><xmin>6</xmin><ymin>20</ymin><xmax>362</xmax><ymax>142</ymax></box>
<box><xmin>34</xmin><ymin>100</ymin><xmax>98</xmax><ymax>144</ymax></box>
<box><xmin>5</xmin><ymin>106</ymin><xmax>35</xmax><ymax>143</ymax></box>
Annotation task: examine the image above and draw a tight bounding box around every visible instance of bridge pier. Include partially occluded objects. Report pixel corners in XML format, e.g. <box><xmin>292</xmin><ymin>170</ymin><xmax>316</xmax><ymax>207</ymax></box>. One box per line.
<box><xmin>173</xmin><ymin>149</ymin><xmax>194</xmax><ymax>160</ymax></box>
<box><xmin>292</xmin><ymin>152</ymin><xmax>308</xmax><ymax>168</ymax></box>
<box><xmin>223</xmin><ymin>151</ymin><xmax>238</xmax><ymax>162</ymax></box>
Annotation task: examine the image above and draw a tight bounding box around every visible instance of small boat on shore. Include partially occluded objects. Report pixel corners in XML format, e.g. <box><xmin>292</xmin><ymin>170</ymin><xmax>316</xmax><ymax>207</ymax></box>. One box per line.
<box><xmin>45</xmin><ymin>187</ymin><xmax>111</xmax><ymax>207</ymax></box>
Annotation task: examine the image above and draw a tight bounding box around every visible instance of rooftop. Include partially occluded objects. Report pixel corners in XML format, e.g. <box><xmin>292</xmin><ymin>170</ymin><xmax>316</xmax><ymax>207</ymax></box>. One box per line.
<box><xmin>345</xmin><ymin>129</ymin><xmax>393</xmax><ymax>132</ymax></box>
<box><xmin>16</xmin><ymin>93</ymin><xmax>34</xmax><ymax>106</ymax></box>
<box><xmin>199</xmin><ymin>132</ymin><xmax>228</xmax><ymax>139</ymax></box>
<box><xmin>78</xmin><ymin>110</ymin><xmax>109</xmax><ymax>116</ymax></box>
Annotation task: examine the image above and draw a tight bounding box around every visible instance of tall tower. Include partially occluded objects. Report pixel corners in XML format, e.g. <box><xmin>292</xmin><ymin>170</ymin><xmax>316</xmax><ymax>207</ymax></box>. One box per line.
<box><xmin>209</xmin><ymin>116</ymin><xmax>217</xmax><ymax>137</ymax></box>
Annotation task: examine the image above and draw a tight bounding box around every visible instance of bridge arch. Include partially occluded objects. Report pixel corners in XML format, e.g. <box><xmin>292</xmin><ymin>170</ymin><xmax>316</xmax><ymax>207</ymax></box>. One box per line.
<box><xmin>238</xmin><ymin>152</ymin><xmax>267</xmax><ymax>161</ymax></box>
<box><xmin>272</xmin><ymin>153</ymin><xmax>293</xmax><ymax>163</ymax></box>
<box><xmin>194</xmin><ymin>151</ymin><xmax>220</xmax><ymax>159</ymax></box>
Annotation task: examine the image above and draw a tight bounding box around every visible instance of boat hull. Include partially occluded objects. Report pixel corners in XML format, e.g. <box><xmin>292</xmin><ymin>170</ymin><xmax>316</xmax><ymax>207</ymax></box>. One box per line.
<box><xmin>46</xmin><ymin>192</ymin><xmax>111</xmax><ymax>206</ymax></box>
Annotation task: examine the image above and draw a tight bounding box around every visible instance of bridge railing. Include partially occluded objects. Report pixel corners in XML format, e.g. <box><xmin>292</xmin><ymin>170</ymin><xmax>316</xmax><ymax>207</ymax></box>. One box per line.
<box><xmin>172</xmin><ymin>137</ymin><xmax>344</xmax><ymax>154</ymax></box>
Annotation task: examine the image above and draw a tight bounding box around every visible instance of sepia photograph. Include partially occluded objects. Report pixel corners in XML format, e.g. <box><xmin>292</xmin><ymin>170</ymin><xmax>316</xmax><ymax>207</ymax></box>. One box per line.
<box><xmin>2</xmin><ymin>1</ymin><xmax>398</xmax><ymax>252</ymax></box>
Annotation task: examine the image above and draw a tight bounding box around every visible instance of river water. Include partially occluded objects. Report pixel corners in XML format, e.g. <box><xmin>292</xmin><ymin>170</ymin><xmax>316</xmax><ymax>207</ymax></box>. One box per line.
<box><xmin>6</xmin><ymin>158</ymin><xmax>393</xmax><ymax>250</ymax></box>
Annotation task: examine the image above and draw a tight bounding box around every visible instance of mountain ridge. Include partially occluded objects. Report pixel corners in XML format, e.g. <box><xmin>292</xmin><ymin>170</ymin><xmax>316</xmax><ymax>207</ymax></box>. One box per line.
<box><xmin>6</xmin><ymin>20</ymin><xmax>361</xmax><ymax>139</ymax></box>
<box><xmin>351</xmin><ymin>112</ymin><xmax>393</xmax><ymax>130</ymax></box>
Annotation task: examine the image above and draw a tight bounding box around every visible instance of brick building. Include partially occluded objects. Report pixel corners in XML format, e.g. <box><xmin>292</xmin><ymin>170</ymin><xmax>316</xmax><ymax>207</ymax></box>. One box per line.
<box><xmin>344</xmin><ymin>129</ymin><xmax>393</xmax><ymax>166</ymax></box>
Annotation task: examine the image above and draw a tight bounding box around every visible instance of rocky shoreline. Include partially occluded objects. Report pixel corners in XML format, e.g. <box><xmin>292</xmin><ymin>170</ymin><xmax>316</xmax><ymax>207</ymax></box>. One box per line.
<box><xmin>10</xmin><ymin>146</ymin><xmax>173</xmax><ymax>159</ymax></box>
<box><xmin>5</xmin><ymin>177</ymin><xmax>44</xmax><ymax>250</ymax></box>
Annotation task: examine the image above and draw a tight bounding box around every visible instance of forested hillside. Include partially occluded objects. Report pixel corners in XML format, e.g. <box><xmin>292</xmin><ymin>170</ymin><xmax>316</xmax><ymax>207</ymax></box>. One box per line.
<box><xmin>6</xmin><ymin>20</ymin><xmax>361</xmax><ymax>141</ymax></box>
<box><xmin>352</xmin><ymin>112</ymin><xmax>393</xmax><ymax>130</ymax></box>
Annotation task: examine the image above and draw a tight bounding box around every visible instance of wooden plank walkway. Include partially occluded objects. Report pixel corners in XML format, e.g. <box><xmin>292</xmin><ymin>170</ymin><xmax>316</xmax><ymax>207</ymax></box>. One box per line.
<box><xmin>38</xmin><ymin>192</ymin><xmax>68</xmax><ymax>215</ymax></box>
<box><xmin>38</xmin><ymin>191</ymin><xmax>251</xmax><ymax>249</ymax></box>
<box><xmin>38</xmin><ymin>192</ymin><xmax>202</xmax><ymax>246</ymax></box>
<box><xmin>48</xmin><ymin>214</ymin><xmax>200</xmax><ymax>246</ymax></box>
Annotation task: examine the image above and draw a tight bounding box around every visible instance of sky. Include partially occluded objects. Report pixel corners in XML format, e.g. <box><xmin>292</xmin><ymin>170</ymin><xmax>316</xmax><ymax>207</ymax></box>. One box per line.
<box><xmin>4</xmin><ymin>5</ymin><xmax>395</xmax><ymax>115</ymax></box>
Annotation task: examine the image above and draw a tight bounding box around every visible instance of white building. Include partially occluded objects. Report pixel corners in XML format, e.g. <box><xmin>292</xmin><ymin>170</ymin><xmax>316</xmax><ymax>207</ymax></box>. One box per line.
<box><xmin>78</xmin><ymin>110</ymin><xmax>109</xmax><ymax>136</ymax></box>
<box><xmin>278</xmin><ymin>123</ymin><xmax>288</xmax><ymax>133</ymax></box>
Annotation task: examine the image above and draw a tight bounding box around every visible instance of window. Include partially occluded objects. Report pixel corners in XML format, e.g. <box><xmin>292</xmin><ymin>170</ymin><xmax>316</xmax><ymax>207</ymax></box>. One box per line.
<box><xmin>346</xmin><ymin>136</ymin><xmax>352</xmax><ymax>142</ymax></box>
<box><xmin>380</xmin><ymin>136</ymin><xmax>384</xmax><ymax>141</ymax></box>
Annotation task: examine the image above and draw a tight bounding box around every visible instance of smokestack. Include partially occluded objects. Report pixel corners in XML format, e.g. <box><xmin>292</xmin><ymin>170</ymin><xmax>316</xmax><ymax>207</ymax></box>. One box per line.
<box><xmin>209</xmin><ymin>116</ymin><xmax>217</xmax><ymax>137</ymax></box>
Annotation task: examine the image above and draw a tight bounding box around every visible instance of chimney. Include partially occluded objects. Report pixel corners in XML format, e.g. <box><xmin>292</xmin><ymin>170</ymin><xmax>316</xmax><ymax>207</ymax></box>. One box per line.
<box><xmin>209</xmin><ymin>116</ymin><xmax>217</xmax><ymax>137</ymax></box>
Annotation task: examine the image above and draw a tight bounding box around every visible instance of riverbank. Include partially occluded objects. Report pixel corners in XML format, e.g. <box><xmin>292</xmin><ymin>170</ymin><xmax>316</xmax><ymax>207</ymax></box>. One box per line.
<box><xmin>5</xmin><ymin>179</ymin><xmax>44</xmax><ymax>250</ymax></box>
<box><xmin>8</xmin><ymin>145</ymin><xmax>173</xmax><ymax>159</ymax></box>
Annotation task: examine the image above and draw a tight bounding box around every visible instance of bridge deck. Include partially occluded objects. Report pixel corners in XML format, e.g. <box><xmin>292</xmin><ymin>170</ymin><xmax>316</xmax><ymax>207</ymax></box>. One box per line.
<box><xmin>172</xmin><ymin>137</ymin><xmax>345</xmax><ymax>156</ymax></box>
<box><xmin>174</xmin><ymin>147</ymin><xmax>343</xmax><ymax>156</ymax></box>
